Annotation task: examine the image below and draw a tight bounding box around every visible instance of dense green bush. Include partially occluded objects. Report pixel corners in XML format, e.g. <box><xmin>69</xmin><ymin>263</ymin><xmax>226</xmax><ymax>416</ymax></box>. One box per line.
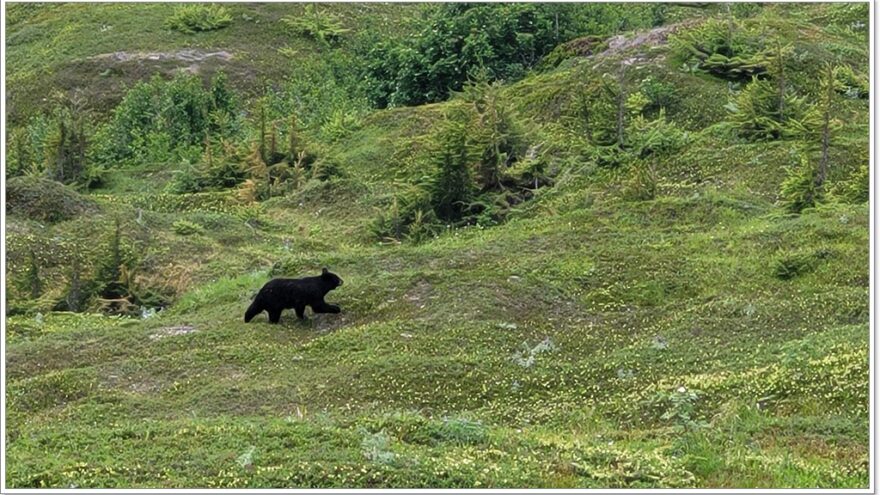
<box><xmin>725</xmin><ymin>77</ymin><xmax>819</xmax><ymax>141</ymax></box>
<box><xmin>778</xmin><ymin>154</ymin><xmax>821</xmax><ymax>214</ymax></box>
<box><xmin>670</xmin><ymin>18</ymin><xmax>772</xmax><ymax>81</ymax></box>
<box><xmin>6</xmin><ymin>95</ymin><xmax>101</xmax><ymax>186</ymax></box>
<box><xmin>166</xmin><ymin>4</ymin><xmax>232</xmax><ymax>34</ymax></box>
<box><xmin>260</xmin><ymin>55</ymin><xmax>370</xmax><ymax>141</ymax></box>
<box><xmin>91</xmin><ymin>73</ymin><xmax>239</xmax><ymax>167</ymax></box>
<box><xmin>362</xmin><ymin>4</ymin><xmax>655</xmax><ymax>107</ymax></box>
<box><xmin>370</xmin><ymin>187</ymin><xmax>438</xmax><ymax>243</ymax></box>
<box><xmin>628</xmin><ymin>110</ymin><xmax>690</xmax><ymax>158</ymax></box>
<box><xmin>538</xmin><ymin>35</ymin><xmax>606</xmax><ymax>71</ymax></box>
<box><xmin>94</xmin><ymin>218</ymin><xmax>134</xmax><ymax>301</ymax></box>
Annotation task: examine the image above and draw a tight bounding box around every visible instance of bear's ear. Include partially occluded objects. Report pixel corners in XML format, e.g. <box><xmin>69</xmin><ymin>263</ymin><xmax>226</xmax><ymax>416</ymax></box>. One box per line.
<box><xmin>322</xmin><ymin>267</ymin><xmax>329</xmax><ymax>275</ymax></box>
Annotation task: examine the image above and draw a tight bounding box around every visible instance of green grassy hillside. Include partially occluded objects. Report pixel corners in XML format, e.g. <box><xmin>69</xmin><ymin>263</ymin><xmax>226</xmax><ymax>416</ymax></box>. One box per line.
<box><xmin>4</xmin><ymin>2</ymin><xmax>870</xmax><ymax>489</ymax></box>
<box><xmin>5</xmin><ymin>2</ymin><xmax>423</xmax><ymax>122</ymax></box>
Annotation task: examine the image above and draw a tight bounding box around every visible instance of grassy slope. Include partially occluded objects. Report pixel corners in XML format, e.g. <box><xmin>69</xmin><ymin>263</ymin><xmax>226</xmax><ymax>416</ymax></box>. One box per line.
<box><xmin>5</xmin><ymin>2</ymin><xmax>423</xmax><ymax>122</ymax></box>
<box><xmin>4</xmin><ymin>3</ymin><xmax>870</xmax><ymax>489</ymax></box>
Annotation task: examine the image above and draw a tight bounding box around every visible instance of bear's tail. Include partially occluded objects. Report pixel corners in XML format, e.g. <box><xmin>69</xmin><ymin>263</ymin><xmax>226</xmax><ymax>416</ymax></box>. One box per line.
<box><xmin>244</xmin><ymin>300</ymin><xmax>263</xmax><ymax>323</ymax></box>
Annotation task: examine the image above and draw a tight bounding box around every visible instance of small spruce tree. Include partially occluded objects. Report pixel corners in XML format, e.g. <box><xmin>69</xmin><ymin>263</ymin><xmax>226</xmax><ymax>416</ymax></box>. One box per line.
<box><xmin>287</xmin><ymin>113</ymin><xmax>301</xmax><ymax>163</ymax></box>
<box><xmin>814</xmin><ymin>63</ymin><xmax>838</xmax><ymax>195</ymax></box>
<box><xmin>96</xmin><ymin>217</ymin><xmax>128</xmax><ymax>299</ymax></box>
<box><xmin>430</xmin><ymin>109</ymin><xmax>476</xmax><ymax>223</ymax></box>
<box><xmin>462</xmin><ymin>74</ymin><xmax>524</xmax><ymax>192</ymax></box>
<box><xmin>26</xmin><ymin>250</ymin><xmax>42</xmax><ymax>299</ymax></box>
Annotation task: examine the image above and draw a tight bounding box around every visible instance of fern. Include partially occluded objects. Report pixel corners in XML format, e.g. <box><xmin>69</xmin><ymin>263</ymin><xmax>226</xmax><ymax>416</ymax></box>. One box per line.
<box><xmin>166</xmin><ymin>4</ymin><xmax>232</xmax><ymax>34</ymax></box>
<box><xmin>281</xmin><ymin>5</ymin><xmax>350</xmax><ymax>46</ymax></box>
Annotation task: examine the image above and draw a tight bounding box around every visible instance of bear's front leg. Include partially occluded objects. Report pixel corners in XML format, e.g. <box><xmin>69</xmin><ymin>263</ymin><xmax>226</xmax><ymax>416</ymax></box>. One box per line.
<box><xmin>311</xmin><ymin>301</ymin><xmax>341</xmax><ymax>314</ymax></box>
<box><xmin>268</xmin><ymin>309</ymin><xmax>282</xmax><ymax>324</ymax></box>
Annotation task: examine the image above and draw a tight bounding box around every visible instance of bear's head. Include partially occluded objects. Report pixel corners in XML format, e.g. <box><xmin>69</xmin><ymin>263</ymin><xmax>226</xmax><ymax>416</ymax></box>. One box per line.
<box><xmin>321</xmin><ymin>267</ymin><xmax>344</xmax><ymax>289</ymax></box>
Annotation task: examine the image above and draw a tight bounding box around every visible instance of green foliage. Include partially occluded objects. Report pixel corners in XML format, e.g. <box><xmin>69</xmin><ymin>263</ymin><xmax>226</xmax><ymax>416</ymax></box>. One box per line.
<box><xmin>320</xmin><ymin>109</ymin><xmax>362</xmax><ymax>142</ymax></box>
<box><xmin>208</xmin><ymin>72</ymin><xmax>241</xmax><ymax>135</ymax></box>
<box><xmin>670</xmin><ymin>18</ymin><xmax>771</xmax><ymax>81</ymax></box>
<box><xmin>436</xmin><ymin>417</ymin><xmax>488</xmax><ymax>445</ymax></box>
<box><xmin>165</xmin><ymin>4</ymin><xmax>232</xmax><ymax>34</ymax></box>
<box><xmin>56</xmin><ymin>256</ymin><xmax>92</xmax><ymax>313</ymax></box>
<box><xmin>571</xmin><ymin>70</ymin><xmax>630</xmax><ymax>147</ymax></box>
<box><xmin>164</xmin><ymin>136</ymin><xmax>246</xmax><ymax>194</ymax></box>
<box><xmin>368</xmin><ymin>90</ymin><xmax>528</xmax><ymax>240</ymax></box>
<box><xmin>24</xmin><ymin>251</ymin><xmax>42</xmax><ymax>299</ymax></box>
<box><xmin>833</xmin><ymin>65</ymin><xmax>868</xmax><ymax>99</ymax></box>
<box><xmin>638</xmin><ymin>76</ymin><xmax>680</xmax><ymax>115</ymax></box>
<box><xmin>622</xmin><ymin>162</ymin><xmax>658</xmax><ymax>202</ymax></box>
<box><xmin>172</xmin><ymin>219</ymin><xmax>206</xmax><ymax>236</ymax></box>
<box><xmin>538</xmin><ymin>36</ymin><xmax>605</xmax><ymax>71</ymax></box>
<box><xmin>646</xmin><ymin>387</ymin><xmax>709</xmax><ymax>433</ymax></box>
<box><xmin>91</xmin><ymin>73</ymin><xmax>239</xmax><ymax>167</ymax></box>
<box><xmin>724</xmin><ymin>77</ymin><xmax>819</xmax><ymax>141</ymax></box>
<box><xmin>778</xmin><ymin>154</ymin><xmax>821</xmax><ymax>214</ymax></box>
<box><xmin>6</xmin><ymin>127</ymin><xmax>32</xmax><ymax>178</ymax></box>
<box><xmin>772</xmin><ymin>249</ymin><xmax>828</xmax><ymax>280</ymax></box>
<box><xmin>167</xmin><ymin>162</ymin><xmax>209</xmax><ymax>195</ymax></box>
<box><xmin>94</xmin><ymin>217</ymin><xmax>132</xmax><ymax>300</ymax></box>
<box><xmin>200</xmin><ymin>138</ymin><xmax>247</xmax><ymax>190</ymax></box>
<box><xmin>826</xmin><ymin>3</ymin><xmax>869</xmax><ymax>32</ymax></box>
<box><xmin>833</xmin><ymin>165</ymin><xmax>869</xmax><ymax>204</ymax></box>
<box><xmin>43</xmin><ymin>94</ymin><xmax>91</xmax><ymax>185</ymax></box>
<box><xmin>370</xmin><ymin>187</ymin><xmax>439</xmax><ymax>243</ymax></box>
<box><xmin>362</xmin><ymin>4</ymin><xmax>655</xmax><ymax>107</ymax></box>
<box><xmin>429</xmin><ymin>110</ymin><xmax>476</xmax><ymax>223</ymax></box>
<box><xmin>1</xmin><ymin>3</ymin><xmax>870</xmax><ymax>489</ymax></box>
<box><xmin>306</xmin><ymin>158</ymin><xmax>343</xmax><ymax>182</ymax></box>
<box><xmin>460</xmin><ymin>76</ymin><xmax>526</xmax><ymax>191</ymax></box>
<box><xmin>281</xmin><ymin>4</ymin><xmax>351</xmax><ymax>47</ymax></box>
<box><xmin>359</xmin><ymin>429</ymin><xmax>396</xmax><ymax>465</ymax></box>
<box><xmin>261</xmin><ymin>55</ymin><xmax>370</xmax><ymax>141</ymax></box>
<box><xmin>628</xmin><ymin>110</ymin><xmax>690</xmax><ymax>158</ymax></box>
<box><xmin>571</xmin><ymin>446</ymin><xmax>696</xmax><ymax>488</ymax></box>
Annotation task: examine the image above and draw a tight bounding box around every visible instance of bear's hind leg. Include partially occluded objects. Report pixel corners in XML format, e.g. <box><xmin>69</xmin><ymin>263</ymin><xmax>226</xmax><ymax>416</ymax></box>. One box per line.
<box><xmin>294</xmin><ymin>305</ymin><xmax>306</xmax><ymax>320</ymax></box>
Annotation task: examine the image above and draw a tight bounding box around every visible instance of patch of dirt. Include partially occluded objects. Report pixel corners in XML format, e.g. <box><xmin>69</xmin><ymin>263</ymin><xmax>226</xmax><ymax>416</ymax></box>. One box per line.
<box><xmin>101</xmin><ymin>372</ymin><xmax>165</xmax><ymax>395</ymax></box>
<box><xmin>404</xmin><ymin>279</ymin><xmax>434</xmax><ymax>308</ymax></box>
<box><xmin>149</xmin><ymin>325</ymin><xmax>197</xmax><ymax>341</ymax></box>
<box><xmin>88</xmin><ymin>49</ymin><xmax>234</xmax><ymax>64</ymax></box>
<box><xmin>32</xmin><ymin>48</ymin><xmax>257</xmax><ymax>119</ymax></box>
<box><xmin>572</xmin><ymin>20</ymin><xmax>704</xmax><ymax>74</ymax></box>
<box><xmin>127</xmin><ymin>381</ymin><xmax>164</xmax><ymax>394</ymax></box>
<box><xmin>86</xmin><ymin>49</ymin><xmax>235</xmax><ymax>78</ymax></box>
<box><xmin>595</xmin><ymin>19</ymin><xmax>702</xmax><ymax>60</ymax></box>
<box><xmin>311</xmin><ymin>313</ymin><xmax>349</xmax><ymax>333</ymax></box>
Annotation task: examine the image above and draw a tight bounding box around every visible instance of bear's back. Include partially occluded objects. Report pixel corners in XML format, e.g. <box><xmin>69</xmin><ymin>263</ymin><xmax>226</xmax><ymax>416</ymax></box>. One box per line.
<box><xmin>259</xmin><ymin>276</ymin><xmax>323</xmax><ymax>300</ymax></box>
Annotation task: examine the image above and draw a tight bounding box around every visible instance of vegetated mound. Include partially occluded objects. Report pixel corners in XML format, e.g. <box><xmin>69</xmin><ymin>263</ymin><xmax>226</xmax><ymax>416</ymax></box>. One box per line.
<box><xmin>5</xmin><ymin>176</ymin><xmax>98</xmax><ymax>223</ymax></box>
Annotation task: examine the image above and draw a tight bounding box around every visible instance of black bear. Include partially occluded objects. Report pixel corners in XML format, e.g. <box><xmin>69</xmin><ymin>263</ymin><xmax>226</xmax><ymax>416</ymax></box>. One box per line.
<box><xmin>244</xmin><ymin>268</ymin><xmax>344</xmax><ymax>324</ymax></box>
